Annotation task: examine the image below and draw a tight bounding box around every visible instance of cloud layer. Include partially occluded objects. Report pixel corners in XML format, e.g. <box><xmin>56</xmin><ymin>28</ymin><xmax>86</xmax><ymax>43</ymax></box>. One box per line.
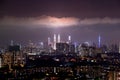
<box><xmin>0</xmin><ymin>16</ymin><xmax>120</xmax><ymax>28</ymax></box>
<box><xmin>34</xmin><ymin>16</ymin><xmax>79</xmax><ymax>27</ymax></box>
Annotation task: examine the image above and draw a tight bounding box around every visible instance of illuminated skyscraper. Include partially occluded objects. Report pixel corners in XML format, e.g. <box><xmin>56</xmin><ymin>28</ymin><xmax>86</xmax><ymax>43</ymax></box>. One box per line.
<box><xmin>58</xmin><ymin>34</ymin><xmax>60</xmax><ymax>43</ymax></box>
<box><xmin>68</xmin><ymin>35</ymin><xmax>71</xmax><ymax>43</ymax></box>
<box><xmin>53</xmin><ymin>34</ymin><xmax>57</xmax><ymax>50</ymax></box>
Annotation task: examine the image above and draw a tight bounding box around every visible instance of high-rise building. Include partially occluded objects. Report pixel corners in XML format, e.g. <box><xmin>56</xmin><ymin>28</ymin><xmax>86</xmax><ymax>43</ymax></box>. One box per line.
<box><xmin>98</xmin><ymin>35</ymin><xmax>101</xmax><ymax>48</ymax></box>
<box><xmin>69</xmin><ymin>44</ymin><xmax>75</xmax><ymax>53</ymax></box>
<box><xmin>68</xmin><ymin>35</ymin><xmax>71</xmax><ymax>43</ymax></box>
<box><xmin>53</xmin><ymin>34</ymin><xmax>57</xmax><ymax>50</ymax></box>
<box><xmin>8</xmin><ymin>45</ymin><xmax>20</xmax><ymax>52</ymax></box>
<box><xmin>10</xmin><ymin>40</ymin><xmax>14</xmax><ymax>46</ymax></box>
<box><xmin>74</xmin><ymin>42</ymin><xmax>78</xmax><ymax>53</ymax></box>
<box><xmin>48</xmin><ymin>37</ymin><xmax>51</xmax><ymax>46</ymax></box>
<box><xmin>58</xmin><ymin>34</ymin><xmax>61</xmax><ymax>43</ymax></box>
<box><xmin>78</xmin><ymin>43</ymin><xmax>89</xmax><ymax>57</ymax></box>
<box><xmin>39</xmin><ymin>42</ymin><xmax>44</xmax><ymax>49</ymax></box>
<box><xmin>56</xmin><ymin>43</ymin><xmax>69</xmax><ymax>53</ymax></box>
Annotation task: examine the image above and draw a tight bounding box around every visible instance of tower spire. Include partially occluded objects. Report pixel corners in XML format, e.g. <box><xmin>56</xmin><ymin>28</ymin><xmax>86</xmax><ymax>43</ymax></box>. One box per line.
<box><xmin>98</xmin><ymin>34</ymin><xmax>101</xmax><ymax>48</ymax></box>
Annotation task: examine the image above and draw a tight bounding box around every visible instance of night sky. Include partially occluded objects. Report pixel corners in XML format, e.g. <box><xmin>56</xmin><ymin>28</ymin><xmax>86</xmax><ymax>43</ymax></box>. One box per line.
<box><xmin>0</xmin><ymin>0</ymin><xmax>120</xmax><ymax>46</ymax></box>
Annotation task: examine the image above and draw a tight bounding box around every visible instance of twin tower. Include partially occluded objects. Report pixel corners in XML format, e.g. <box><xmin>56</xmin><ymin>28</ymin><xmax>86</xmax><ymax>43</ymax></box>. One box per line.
<box><xmin>48</xmin><ymin>34</ymin><xmax>72</xmax><ymax>50</ymax></box>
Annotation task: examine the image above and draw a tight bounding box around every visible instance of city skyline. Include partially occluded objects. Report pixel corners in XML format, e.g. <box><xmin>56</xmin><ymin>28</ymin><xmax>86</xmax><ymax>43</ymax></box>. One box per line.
<box><xmin>0</xmin><ymin>0</ymin><xmax>120</xmax><ymax>46</ymax></box>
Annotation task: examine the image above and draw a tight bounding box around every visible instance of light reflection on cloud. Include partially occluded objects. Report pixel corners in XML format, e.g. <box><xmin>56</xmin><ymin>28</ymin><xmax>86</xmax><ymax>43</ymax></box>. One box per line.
<box><xmin>0</xmin><ymin>16</ymin><xmax>120</xmax><ymax>28</ymax></box>
<box><xmin>34</xmin><ymin>16</ymin><xmax>79</xmax><ymax>27</ymax></box>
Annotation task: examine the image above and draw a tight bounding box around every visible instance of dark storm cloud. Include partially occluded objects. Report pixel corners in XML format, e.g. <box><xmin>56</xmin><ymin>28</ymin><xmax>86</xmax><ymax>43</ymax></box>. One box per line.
<box><xmin>0</xmin><ymin>0</ymin><xmax>120</xmax><ymax>17</ymax></box>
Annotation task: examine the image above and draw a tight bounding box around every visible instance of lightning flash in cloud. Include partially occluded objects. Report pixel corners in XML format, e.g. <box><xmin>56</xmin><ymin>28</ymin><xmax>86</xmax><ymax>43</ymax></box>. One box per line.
<box><xmin>0</xmin><ymin>16</ymin><xmax>120</xmax><ymax>28</ymax></box>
